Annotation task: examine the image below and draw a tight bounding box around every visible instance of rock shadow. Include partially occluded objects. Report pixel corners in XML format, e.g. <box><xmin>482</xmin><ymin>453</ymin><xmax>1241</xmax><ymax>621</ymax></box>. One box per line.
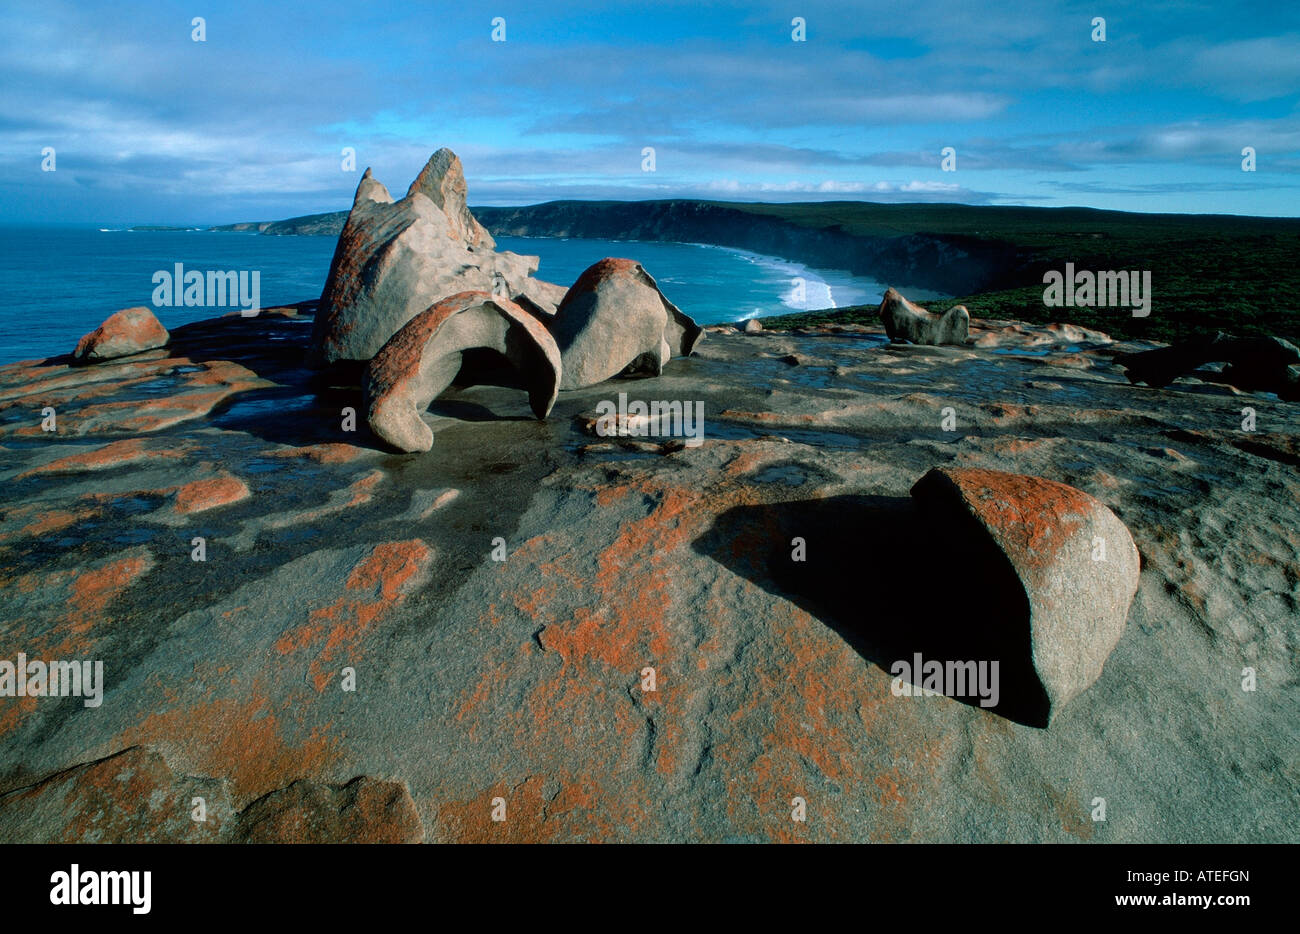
<box><xmin>428</xmin><ymin>348</ymin><xmax>553</xmax><ymax>423</ymax></box>
<box><xmin>163</xmin><ymin>306</ymin><xmax>380</xmax><ymax>449</ymax></box>
<box><xmin>692</xmin><ymin>494</ymin><xmax>1051</xmax><ymax>726</ymax></box>
<box><xmin>167</xmin><ymin>314</ymin><xmax>537</xmax><ymax>448</ymax></box>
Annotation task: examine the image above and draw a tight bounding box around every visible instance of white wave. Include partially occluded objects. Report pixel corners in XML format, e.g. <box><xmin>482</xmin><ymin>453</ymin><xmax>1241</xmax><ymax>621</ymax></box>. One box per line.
<box><xmin>691</xmin><ymin>242</ymin><xmax>882</xmax><ymax>314</ymax></box>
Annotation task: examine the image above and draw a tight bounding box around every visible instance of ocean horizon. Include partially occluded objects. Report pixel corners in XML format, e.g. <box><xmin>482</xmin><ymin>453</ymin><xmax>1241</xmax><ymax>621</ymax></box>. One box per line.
<box><xmin>0</xmin><ymin>226</ymin><xmax>901</xmax><ymax>365</ymax></box>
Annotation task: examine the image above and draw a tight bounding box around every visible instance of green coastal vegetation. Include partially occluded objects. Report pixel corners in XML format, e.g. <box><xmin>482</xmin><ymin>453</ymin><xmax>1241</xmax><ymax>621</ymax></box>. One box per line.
<box><xmin>742</xmin><ymin>203</ymin><xmax>1300</xmax><ymax>344</ymax></box>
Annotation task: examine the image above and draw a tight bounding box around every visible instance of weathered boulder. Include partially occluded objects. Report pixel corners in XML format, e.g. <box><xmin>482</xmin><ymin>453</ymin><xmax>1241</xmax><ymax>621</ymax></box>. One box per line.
<box><xmin>364</xmin><ymin>291</ymin><xmax>562</xmax><ymax>453</ymax></box>
<box><xmin>73</xmin><ymin>306</ymin><xmax>169</xmax><ymax>363</ymax></box>
<box><xmin>1119</xmin><ymin>333</ymin><xmax>1300</xmax><ymax>401</ymax></box>
<box><xmin>879</xmin><ymin>288</ymin><xmax>969</xmax><ymax>345</ymax></box>
<box><xmin>309</xmin><ymin>149</ymin><xmax>567</xmax><ymax>366</ymax></box>
<box><xmin>549</xmin><ymin>257</ymin><xmax>703</xmax><ymax>390</ymax></box>
<box><xmin>910</xmin><ymin>467</ymin><xmax>1139</xmax><ymax>723</ymax></box>
<box><xmin>744</xmin><ymin>318</ymin><xmax>764</xmax><ymax>333</ymax></box>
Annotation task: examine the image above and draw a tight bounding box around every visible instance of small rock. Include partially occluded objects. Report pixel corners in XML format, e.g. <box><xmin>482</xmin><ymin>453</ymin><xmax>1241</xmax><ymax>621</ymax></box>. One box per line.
<box><xmin>743</xmin><ymin>318</ymin><xmax>764</xmax><ymax>334</ymax></box>
<box><xmin>73</xmin><ymin>306</ymin><xmax>169</xmax><ymax>363</ymax></box>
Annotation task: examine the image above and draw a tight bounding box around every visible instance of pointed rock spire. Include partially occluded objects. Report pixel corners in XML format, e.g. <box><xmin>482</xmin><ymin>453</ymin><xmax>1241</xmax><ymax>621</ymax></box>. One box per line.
<box><xmin>353</xmin><ymin>167</ymin><xmax>393</xmax><ymax>207</ymax></box>
<box><xmin>406</xmin><ymin>148</ymin><xmax>494</xmax><ymax>249</ymax></box>
<box><xmin>311</xmin><ymin>148</ymin><xmax>553</xmax><ymax>365</ymax></box>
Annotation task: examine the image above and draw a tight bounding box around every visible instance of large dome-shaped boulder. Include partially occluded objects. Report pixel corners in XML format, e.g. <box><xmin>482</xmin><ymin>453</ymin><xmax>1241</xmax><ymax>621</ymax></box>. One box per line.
<box><xmin>910</xmin><ymin>467</ymin><xmax>1140</xmax><ymax>723</ymax></box>
<box><xmin>309</xmin><ymin>149</ymin><xmax>566</xmax><ymax>366</ymax></box>
<box><xmin>364</xmin><ymin>291</ymin><xmax>562</xmax><ymax>453</ymax></box>
<box><xmin>548</xmin><ymin>258</ymin><xmax>703</xmax><ymax>390</ymax></box>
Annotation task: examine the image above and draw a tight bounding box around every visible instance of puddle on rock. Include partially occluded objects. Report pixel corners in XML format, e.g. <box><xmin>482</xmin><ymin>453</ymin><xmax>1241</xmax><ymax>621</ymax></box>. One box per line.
<box><xmin>747</xmin><ymin>462</ymin><xmax>821</xmax><ymax>486</ymax></box>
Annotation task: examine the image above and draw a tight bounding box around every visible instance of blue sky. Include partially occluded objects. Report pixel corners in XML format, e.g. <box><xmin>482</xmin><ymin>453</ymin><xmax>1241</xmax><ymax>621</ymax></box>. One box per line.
<box><xmin>2</xmin><ymin>0</ymin><xmax>1298</xmax><ymax>224</ymax></box>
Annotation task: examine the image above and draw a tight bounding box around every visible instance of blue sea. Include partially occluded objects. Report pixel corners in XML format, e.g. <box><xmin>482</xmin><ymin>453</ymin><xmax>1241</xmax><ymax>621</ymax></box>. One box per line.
<box><xmin>0</xmin><ymin>227</ymin><xmax>893</xmax><ymax>365</ymax></box>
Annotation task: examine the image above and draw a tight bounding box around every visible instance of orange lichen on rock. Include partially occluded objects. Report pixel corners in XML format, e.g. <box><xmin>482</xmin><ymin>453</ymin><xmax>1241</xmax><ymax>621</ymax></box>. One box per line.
<box><xmin>170</xmin><ymin>474</ymin><xmax>252</xmax><ymax>514</ymax></box>
<box><xmin>508</xmin><ymin>534</ymin><xmax>584</xmax><ymax>622</ymax></box>
<box><xmin>719</xmin><ymin>409</ymin><xmax>822</xmax><ymax>424</ymax></box>
<box><xmin>73</xmin><ymin>306</ymin><xmax>169</xmax><ymax>363</ymax></box>
<box><xmin>436</xmin><ymin>776</ymin><xmax>554</xmax><ymax>843</ymax></box>
<box><xmin>0</xmin><ymin>502</ymin><xmax>104</xmax><ymax>544</ymax></box>
<box><xmin>991</xmin><ymin>437</ymin><xmax>1049</xmax><ymax>457</ymax></box>
<box><xmin>66</xmin><ymin>549</ymin><xmax>155</xmax><ymax>636</ymax></box>
<box><xmin>523</xmin><ymin>481</ymin><xmax>699</xmax><ymax>673</ymax></box>
<box><xmin>273</xmin><ymin>540</ymin><xmax>434</xmax><ymax>691</ymax></box>
<box><xmin>22</xmin><ymin>391</ymin><xmax>219</xmax><ymax>436</ymax></box>
<box><xmin>181</xmin><ymin>359</ymin><xmax>266</xmax><ymax>391</ymax></box>
<box><xmin>926</xmin><ymin>467</ymin><xmax>1092</xmax><ymax>566</ymax></box>
<box><xmin>4</xmin><ymin>358</ymin><xmax>269</xmax><ymax>437</ymax></box>
<box><xmin>717</xmin><ymin>604</ymin><xmax>880</xmax><ymax>841</ymax></box>
<box><xmin>345</xmin><ymin>469</ymin><xmax>384</xmax><ymax>504</ymax></box>
<box><xmin>0</xmin><ymin>547</ymin><xmax>154</xmax><ymax>648</ymax></box>
<box><xmin>434</xmin><ymin>772</ymin><xmax>625</xmax><ymax>844</ymax></box>
<box><xmin>0</xmin><ymin>746</ymin><xmax>225</xmax><ymax>843</ymax></box>
<box><xmin>445</xmin><ymin>473</ymin><xmax>741</xmax><ymax>840</ymax></box>
<box><xmin>985</xmin><ymin>402</ymin><xmax>1045</xmax><ymax>423</ymax></box>
<box><xmin>16</xmin><ymin>438</ymin><xmax>189</xmax><ymax>478</ymax></box>
<box><xmin>564</xmin><ymin>257</ymin><xmax>641</xmax><ymax>296</ymax></box>
<box><xmin>16</xmin><ymin>507</ymin><xmax>96</xmax><ymax>540</ymax></box>
<box><xmin>68</xmin><ymin>466</ymin><xmax>250</xmax><ymax>517</ymax></box>
<box><xmin>263</xmin><ymin>442</ymin><xmax>370</xmax><ymax>464</ymax></box>
<box><xmin>1048</xmin><ymin>353</ymin><xmax>1095</xmax><ymax>369</ymax></box>
<box><xmin>0</xmin><ymin>548</ymin><xmax>154</xmax><ymax>739</ymax></box>
<box><xmin>115</xmin><ymin>689</ymin><xmax>340</xmax><ymax>805</ymax></box>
